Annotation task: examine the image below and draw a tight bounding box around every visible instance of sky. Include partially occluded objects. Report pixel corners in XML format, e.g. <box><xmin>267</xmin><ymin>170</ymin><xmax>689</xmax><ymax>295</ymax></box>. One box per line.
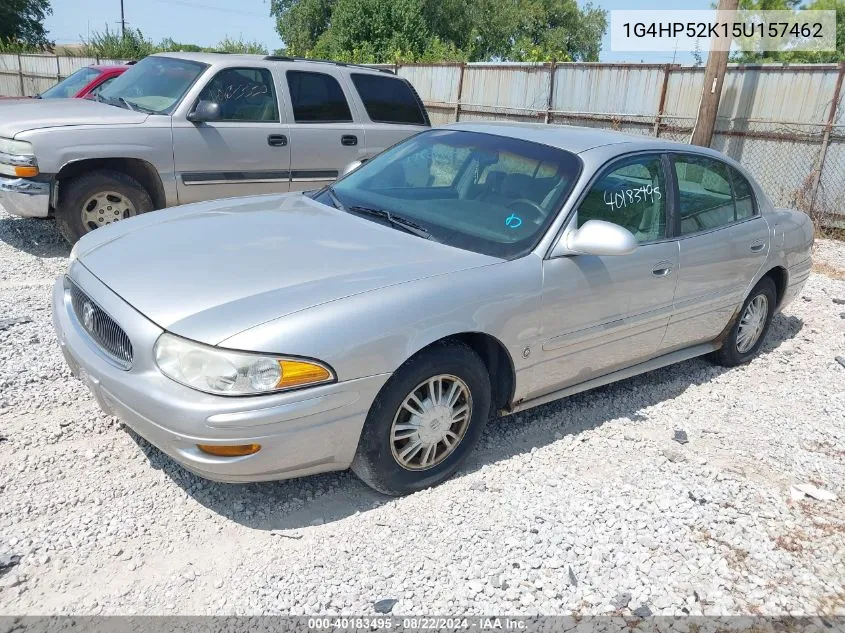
<box><xmin>44</xmin><ymin>0</ymin><xmax>710</xmax><ymax>63</ymax></box>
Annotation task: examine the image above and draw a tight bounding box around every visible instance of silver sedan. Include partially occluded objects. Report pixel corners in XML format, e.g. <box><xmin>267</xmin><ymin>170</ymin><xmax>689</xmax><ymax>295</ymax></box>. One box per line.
<box><xmin>53</xmin><ymin>123</ymin><xmax>813</xmax><ymax>495</ymax></box>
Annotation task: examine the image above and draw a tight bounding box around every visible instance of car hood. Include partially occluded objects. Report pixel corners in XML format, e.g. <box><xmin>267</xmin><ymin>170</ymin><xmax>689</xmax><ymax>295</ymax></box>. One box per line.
<box><xmin>76</xmin><ymin>193</ymin><xmax>499</xmax><ymax>345</ymax></box>
<box><xmin>0</xmin><ymin>98</ymin><xmax>147</xmax><ymax>138</ymax></box>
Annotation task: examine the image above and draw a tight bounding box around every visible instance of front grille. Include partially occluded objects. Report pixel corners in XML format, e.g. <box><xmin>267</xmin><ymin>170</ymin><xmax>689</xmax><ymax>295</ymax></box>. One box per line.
<box><xmin>69</xmin><ymin>281</ymin><xmax>133</xmax><ymax>368</ymax></box>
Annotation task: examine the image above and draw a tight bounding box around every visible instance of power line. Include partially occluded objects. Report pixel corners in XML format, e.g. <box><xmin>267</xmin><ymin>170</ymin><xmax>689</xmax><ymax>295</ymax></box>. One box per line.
<box><xmin>146</xmin><ymin>0</ymin><xmax>267</xmax><ymax>18</ymax></box>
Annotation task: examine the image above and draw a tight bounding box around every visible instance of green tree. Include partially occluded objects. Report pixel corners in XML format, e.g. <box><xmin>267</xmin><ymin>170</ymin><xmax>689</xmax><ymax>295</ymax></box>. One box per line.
<box><xmin>0</xmin><ymin>0</ymin><xmax>53</xmax><ymax>50</ymax></box>
<box><xmin>732</xmin><ymin>0</ymin><xmax>844</xmax><ymax>63</ymax></box>
<box><xmin>271</xmin><ymin>0</ymin><xmax>607</xmax><ymax>62</ymax></box>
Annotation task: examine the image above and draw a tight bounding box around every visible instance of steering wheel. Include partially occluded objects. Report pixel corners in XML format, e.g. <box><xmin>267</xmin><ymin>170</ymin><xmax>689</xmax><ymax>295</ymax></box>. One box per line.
<box><xmin>505</xmin><ymin>198</ymin><xmax>546</xmax><ymax>226</ymax></box>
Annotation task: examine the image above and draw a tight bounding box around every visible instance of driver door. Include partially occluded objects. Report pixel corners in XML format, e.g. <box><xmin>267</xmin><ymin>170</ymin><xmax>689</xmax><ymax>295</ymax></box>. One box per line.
<box><xmin>534</xmin><ymin>153</ymin><xmax>679</xmax><ymax>396</ymax></box>
<box><xmin>172</xmin><ymin>66</ymin><xmax>292</xmax><ymax>204</ymax></box>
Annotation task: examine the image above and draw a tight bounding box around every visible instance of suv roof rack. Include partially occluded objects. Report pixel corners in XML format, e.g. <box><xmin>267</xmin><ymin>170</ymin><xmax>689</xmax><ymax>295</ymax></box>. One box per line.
<box><xmin>263</xmin><ymin>55</ymin><xmax>394</xmax><ymax>74</ymax></box>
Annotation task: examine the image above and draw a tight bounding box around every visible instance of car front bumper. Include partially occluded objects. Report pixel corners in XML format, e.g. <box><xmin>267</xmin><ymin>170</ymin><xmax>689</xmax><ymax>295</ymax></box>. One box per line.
<box><xmin>52</xmin><ymin>263</ymin><xmax>390</xmax><ymax>483</ymax></box>
<box><xmin>0</xmin><ymin>175</ymin><xmax>50</xmax><ymax>218</ymax></box>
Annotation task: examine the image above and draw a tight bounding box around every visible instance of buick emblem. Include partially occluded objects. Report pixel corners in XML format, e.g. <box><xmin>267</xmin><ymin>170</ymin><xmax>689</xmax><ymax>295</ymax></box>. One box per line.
<box><xmin>82</xmin><ymin>301</ymin><xmax>95</xmax><ymax>331</ymax></box>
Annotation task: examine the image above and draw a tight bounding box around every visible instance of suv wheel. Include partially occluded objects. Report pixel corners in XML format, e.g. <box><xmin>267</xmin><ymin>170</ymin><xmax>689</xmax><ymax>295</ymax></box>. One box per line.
<box><xmin>56</xmin><ymin>170</ymin><xmax>153</xmax><ymax>244</ymax></box>
<box><xmin>352</xmin><ymin>342</ymin><xmax>491</xmax><ymax>496</ymax></box>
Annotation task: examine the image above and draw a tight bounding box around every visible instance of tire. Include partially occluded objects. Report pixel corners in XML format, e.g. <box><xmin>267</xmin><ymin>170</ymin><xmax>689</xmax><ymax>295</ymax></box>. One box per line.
<box><xmin>716</xmin><ymin>276</ymin><xmax>777</xmax><ymax>367</ymax></box>
<box><xmin>55</xmin><ymin>170</ymin><xmax>153</xmax><ymax>244</ymax></box>
<box><xmin>352</xmin><ymin>342</ymin><xmax>491</xmax><ymax>496</ymax></box>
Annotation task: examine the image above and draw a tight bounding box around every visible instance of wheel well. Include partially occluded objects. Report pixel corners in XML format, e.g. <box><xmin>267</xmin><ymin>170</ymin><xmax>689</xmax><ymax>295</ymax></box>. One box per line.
<box><xmin>56</xmin><ymin>158</ymin><xmax>166</xmax><ymax>210</ymax></box>
<box><xmin>417</xmin><ymin>332</ymin><xmax>516</xmax><ymax>414</ymax></box>
<box><xmin>763</xmin><ymin>266</ymin><xmax>787</xmax><ymax>309</ymax></box>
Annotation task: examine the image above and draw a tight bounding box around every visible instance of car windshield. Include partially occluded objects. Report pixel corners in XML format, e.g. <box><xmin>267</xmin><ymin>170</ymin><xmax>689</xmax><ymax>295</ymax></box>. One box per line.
<box><xmin>98</xmin><ymin>56</ymin><xmax>206</xmax><ymax>114</ymax></box>
<box><xmin>40</xmin><ymin>67</ymin><xmax>99</xmax><ymax>98</ymax></box>
<box><xmin>319</xmin><ymin>129</ymin><xmax>581</xmax><ymax>259</ymax></box>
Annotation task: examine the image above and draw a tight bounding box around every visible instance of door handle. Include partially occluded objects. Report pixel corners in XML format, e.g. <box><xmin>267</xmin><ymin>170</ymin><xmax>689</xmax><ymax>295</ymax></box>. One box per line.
<box><xmin>749</xmin><ymin>240</ymin><xmax>766</xmax><ymax>253</ymax></box>
<box><xmin>341</xmin><ymin>135</ymin><xmax>358</xmax><ymax>146</ymax></box>
<box><xmin>267</xmin><ymin>134</ymin><xmax>287</xmax><ymax>147</ymax></box>
<box><xmin>652</xmin><ymin>261</ymin><xmax>673</xmax><ymax>277</ymax></box>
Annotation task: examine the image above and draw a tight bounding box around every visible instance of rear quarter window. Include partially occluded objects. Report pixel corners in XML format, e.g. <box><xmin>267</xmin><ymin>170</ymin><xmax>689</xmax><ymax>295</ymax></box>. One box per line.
<box><xmin>350</xmin><ymin>73</ymin><xmax>427</xmax><ymax>125</ymax></box>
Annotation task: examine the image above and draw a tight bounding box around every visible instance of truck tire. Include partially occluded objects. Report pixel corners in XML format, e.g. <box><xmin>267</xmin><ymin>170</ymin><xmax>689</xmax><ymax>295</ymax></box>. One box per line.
<box><xmin>56</xmin><ymin>170</ymin><xmax>153</xmax><ymax>244</ymax></box>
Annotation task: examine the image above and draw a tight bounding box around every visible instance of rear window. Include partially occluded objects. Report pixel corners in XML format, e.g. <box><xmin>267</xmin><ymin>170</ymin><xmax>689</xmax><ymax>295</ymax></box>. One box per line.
<box><xmin>350</xmin><ymin>73</ymin><xmax>427</xmax><ymax>125</ymax></box>
<box><xmin>286</xmin><ymin>70</ymin><xmax>352</xmax><ymax>123</ymax></box>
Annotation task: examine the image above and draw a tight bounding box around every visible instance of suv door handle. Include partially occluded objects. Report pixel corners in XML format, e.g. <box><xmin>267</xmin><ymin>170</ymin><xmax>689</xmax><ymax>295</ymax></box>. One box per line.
<box><xmin>267</xmin><ymin>134</ymin><xmax>287</xmax><ymax>147</ymax></box>
<box><xmin>341</xmin><ymin>135</ymin><xmax>358</xmax><ymax>146</ymax></box>
<box><xmin>749</xmin><ymin>240</ymin><xmax>766</xmax><ymax>252</ymax></box>
<box><xmin>652</xmin><ymin>261</ymin><xmax>674</xmax><ymax>277</ymax></box>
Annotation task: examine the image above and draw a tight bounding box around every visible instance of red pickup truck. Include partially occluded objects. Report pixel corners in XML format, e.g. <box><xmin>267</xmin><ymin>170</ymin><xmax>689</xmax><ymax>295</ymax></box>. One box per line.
<box><xmin>1</xmin><ymin>64</ymin><xmax>130</xmax><ymax>100</ymax></box>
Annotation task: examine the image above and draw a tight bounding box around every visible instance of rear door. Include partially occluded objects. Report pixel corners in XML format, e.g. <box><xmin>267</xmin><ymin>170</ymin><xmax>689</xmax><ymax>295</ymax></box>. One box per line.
<box><xmin>661</xmin><ymin>153</ymin><xmax>769</xmax><ymax>350</ymax></box>
<box><xmin>172</xmin><ymin>65</ymin><xmax>291</xmax><ymax>204</ymax></box>
<box><xmin>346</xmin><ymin>72</ymin><xmax>430</xmax><ymax>157</ymax></box>
<box><xmin>282</xmin><ymin>69</ymin><xmax>366</xmax><ymax>191</ymax></box>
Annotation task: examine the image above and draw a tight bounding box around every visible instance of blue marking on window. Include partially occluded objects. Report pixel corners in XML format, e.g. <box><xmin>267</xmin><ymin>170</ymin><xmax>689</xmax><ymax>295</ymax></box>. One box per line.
<box><xmin>505</xmin><ymin>213</ymin><xmax>522</xmax><ymax>229</ymax></box>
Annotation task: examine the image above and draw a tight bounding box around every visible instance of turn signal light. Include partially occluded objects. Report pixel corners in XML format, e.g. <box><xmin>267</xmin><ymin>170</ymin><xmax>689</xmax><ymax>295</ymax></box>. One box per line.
<box><xmin>277</xmin><ymin>359</ymin><xmax>332</xmax><ymax>388</ymax></box>
<box><xmin>14</xmin><ymin>166</ymin><xmax>38</xmax><ymax>178</ymax></box>
<box><xmin>197</xmin><ymin>443</ymin><xmax>261</xmax><ymax>457</ymax></box>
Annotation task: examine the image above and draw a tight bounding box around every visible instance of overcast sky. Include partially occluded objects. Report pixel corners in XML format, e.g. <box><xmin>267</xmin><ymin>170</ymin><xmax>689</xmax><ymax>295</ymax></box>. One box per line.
<box><xmin>44</xmin><ymin>0</ymin><xmax>707</xmax><ymax>63</ymax></box>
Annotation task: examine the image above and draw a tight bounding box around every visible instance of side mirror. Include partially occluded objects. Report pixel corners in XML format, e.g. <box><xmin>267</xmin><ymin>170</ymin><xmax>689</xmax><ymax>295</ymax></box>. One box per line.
<box><xmin>552</xmin><ymin>220</ymin><xmax>638</xmax><ymax>257</ymax></box>
<box><xmin>340</xmin><ymin>159</ymin><xmax>364</xmax><ymax>178</ymax></box>
<box><xmin>187</xmin><ymin>100</ymin><xmax>221</xmax><ymax>123</ymax></box>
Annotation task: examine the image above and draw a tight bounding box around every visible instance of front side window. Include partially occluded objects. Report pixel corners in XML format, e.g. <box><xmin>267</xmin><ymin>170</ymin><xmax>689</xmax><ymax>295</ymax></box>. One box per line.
<box><xmin>195</xmin><ymin>67</ymin><xmax>279</xmax><ymax>122</ymax></box>
<box><xmin>286</xmin><ymin>71</ymin><xmax>352</xmax><ymax>123</ymax></box>
<box><xmin>350</xmin><ymin>73</ymin><xmax>427</xmax><ymax>125</ymax></box>
<box><xmin>99</xmin><ymin>56</ymin><xmax>207</xmax><ymax>114</ymax></box>
<box><xmin>318</xmin><ymin>129</ymin><xmax>581</xmax><ymax>259</ymax></box>
<box><xmin>41</xmin><ymin>67</ymin><xmax>99</xmax><ymax>98</ymax></box>
<box><xmin>88</xmin><ymin>75</ymin><xmax>117</xmax><ymax>97</ymax></box>
<box><xmin>577</xmin><ymin>155</ymin><xmax>667</xmax><ymax>243</ymax></box>
<box><xmin>674</xmin><ymin>156</ymin><xmax>739</xmax><ymax>235</ymax></box>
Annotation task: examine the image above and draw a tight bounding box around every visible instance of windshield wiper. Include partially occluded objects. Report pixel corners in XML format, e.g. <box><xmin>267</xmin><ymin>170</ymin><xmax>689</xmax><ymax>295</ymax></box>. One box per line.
<box><xmin>326</xmin><ymin>186</ymin><xmax>347</xmax><ymax>212</ymax></box>
<box><xmin>348</xmin><ymin>205</ymin><xmax>433</xmax><ymax>240</ymax></box>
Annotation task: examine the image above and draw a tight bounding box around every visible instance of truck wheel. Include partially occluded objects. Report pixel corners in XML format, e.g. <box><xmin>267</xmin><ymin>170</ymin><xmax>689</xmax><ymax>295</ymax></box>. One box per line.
<box><xmin>56</xmin><ymin>170</ymin><xmax>153</xmax><ymax>244</ymax></box>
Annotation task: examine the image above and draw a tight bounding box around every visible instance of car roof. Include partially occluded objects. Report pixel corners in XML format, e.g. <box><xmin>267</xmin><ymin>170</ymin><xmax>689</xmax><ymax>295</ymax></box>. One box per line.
<box><xmin>88</xmin><ymin>65</ymin><xmax>130</xmax><ymax>72</ymax></box>
<box><xmin>446</xmin><ymin>121</ymin><xmax>719</xmax><ymax>157</ymax></box>
<box><xmin>151</xmin><ymin>52</ymin><xmax>392</xmax><ymax>76</ymax></box>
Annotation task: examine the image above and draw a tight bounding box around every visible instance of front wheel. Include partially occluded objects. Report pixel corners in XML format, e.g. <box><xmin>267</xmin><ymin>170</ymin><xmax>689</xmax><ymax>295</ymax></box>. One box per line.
<box><xmin>352</xmin><ymin>342</ymin><xmax>491</xmax><ymax>496</ymax></box>
<box><xmin>717</xmin><ymin>276</ymin><xmax>777</xmax><ymax>367</ymax></box>
<box><xmin>56</xmin><ymin>170</ymin><xmax>153</xmax><ymax>244</ymax></box>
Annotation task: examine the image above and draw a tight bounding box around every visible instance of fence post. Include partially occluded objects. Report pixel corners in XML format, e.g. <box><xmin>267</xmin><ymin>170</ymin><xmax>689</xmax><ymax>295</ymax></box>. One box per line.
<box><xmin>653</xmin><ymin>63</ymin><xmax>673</xmax><ymax>137</ymax></box>
<box><xmin>454</xmin><ymin>63</ymin><xmax>465</xmax><ymax>122</ymax></box>
<box><xmin>17</xmin><ymin>54</ymin><xmax>25</xmax><ymax>97</ymax></box>
<box><xmin>55</xmin><ymin>54</ymin><xmax>61</xmax><ymax>81</ymax></box>
<box><xmin>808</xmin><ymin>60</ymin><xmax>845</xmax><ymax>217</ymax></box>
<box><xmin>545</xmin><ymin>60</ymin><xmax>556</xmax><ymax>124</ymax></box>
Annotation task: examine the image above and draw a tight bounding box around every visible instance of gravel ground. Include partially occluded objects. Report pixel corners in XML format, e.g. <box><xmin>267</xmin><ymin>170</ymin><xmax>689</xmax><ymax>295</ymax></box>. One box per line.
<box><xmin>0</xmin><ymin>206</ymin><xmax>844</xmax><ymax>617</ymax></box>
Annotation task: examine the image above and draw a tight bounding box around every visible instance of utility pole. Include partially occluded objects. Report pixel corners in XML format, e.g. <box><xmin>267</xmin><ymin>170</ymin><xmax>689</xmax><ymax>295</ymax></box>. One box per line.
<box><xmin>120</xmin><ymin>0</ymin><xmax>126</xmax><ymax>39</ymax></box>
<box><xmin>690</xmin><ymin>0</ymin><xmax>739</xmax><ymax>147</ymax></box>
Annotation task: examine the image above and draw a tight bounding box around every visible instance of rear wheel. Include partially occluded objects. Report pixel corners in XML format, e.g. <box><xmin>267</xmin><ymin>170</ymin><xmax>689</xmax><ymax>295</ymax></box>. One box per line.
<box><xmin>352</xmin><ymin>342</ymin><xmax>491</xmax><ymax>496</ymax></box>
<box><xmin>717</xmin><ymin>276</ymin><xmax>777</xmax><ymax>367</ymax></box>
<box><xmin>56</xmin><ymin>170</ymin><xmax>153</xmax><ymax>244</ymax></box>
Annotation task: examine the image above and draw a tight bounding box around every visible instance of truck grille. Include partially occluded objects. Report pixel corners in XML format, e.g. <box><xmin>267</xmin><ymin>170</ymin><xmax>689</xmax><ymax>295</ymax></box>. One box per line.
<box><xmin>69</xmin><ymin>281</ymin><xmax>133</xmax><ymax>369</ymax></box>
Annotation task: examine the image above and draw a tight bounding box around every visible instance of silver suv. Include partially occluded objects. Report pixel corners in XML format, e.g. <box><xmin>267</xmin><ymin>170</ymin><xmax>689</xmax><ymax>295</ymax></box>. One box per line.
<box><xmin>0</xmin><ymin>53</ymin><xmax>430</xmax><ymax>243</ymax></box>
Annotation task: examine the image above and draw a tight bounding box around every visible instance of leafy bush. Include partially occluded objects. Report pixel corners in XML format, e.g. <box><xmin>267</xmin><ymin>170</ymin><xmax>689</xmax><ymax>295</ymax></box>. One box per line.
<box><xmin>81</xmin><ymin>26</ymin><xmax>155</xmax><ymax>59</ymax></box>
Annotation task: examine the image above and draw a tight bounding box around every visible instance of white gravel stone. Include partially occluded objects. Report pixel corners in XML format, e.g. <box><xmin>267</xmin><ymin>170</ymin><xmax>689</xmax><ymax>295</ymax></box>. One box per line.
<box><xmin>0</xmin><ymin>206</ymin><xmax>844</xmax><ymax>616</ymax></box>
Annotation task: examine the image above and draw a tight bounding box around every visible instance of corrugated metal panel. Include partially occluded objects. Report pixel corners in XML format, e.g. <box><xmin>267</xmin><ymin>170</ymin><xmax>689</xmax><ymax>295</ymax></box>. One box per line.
<box><xmin>461</xmin><ymin>64</ymin><xmax>549</xmax><ymax>115</ymax></box>
<box><xmin>717</xmin><ymin>66</ymin><xmax>841</xmax><ymax>126</ymax></box>
<box><xmin>663</xmin><ymin>68</ymin><xmax>705</xmax><ymax>118</ymax></box>
<box><xmin>835</xmin><ymin>74</ymin><xmax>845</xmax><ymax>127</ymax></box>
<box><xmin>19</xmin><ymin>54</ymin><xmax>60</xmax><ymax>79</ymax></box>
<box><xmin>552</xmin><ymin>64</ymin><xmax>665</xmax><ymax>116</ymax></box>
<box><xmin>58</xmin><ymin>56</ymin><xmax>99</xmax><ymax>77</ymax></box>
<box><xmin>397</xmin><ymin>64</ymin><xmax>461</xmax><ymax>105</ymax></box>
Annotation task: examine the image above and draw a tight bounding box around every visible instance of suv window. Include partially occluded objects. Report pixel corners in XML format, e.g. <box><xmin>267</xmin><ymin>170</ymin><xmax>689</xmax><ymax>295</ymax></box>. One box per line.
<box><xmin>577</xmin><ymin>154</ymin><xmax>666</xmax><ymax>243</ymax></box>
<box><xmin>286</xmin><ymin>71</ymin><xmax>352</xmax><ymax>123</ymax></box>
<box><xmin>674</xmin><ymin>156</ymin><xmax>743</xmax><ymax>234</ymax></box>
<box><xmin>196</xmin><ymin>67</ymin><xmax>279</xmax><ymax>122</ymax></box>
<box><xmin>350</xmin><ymin>73</ymin><xmax>426</xmax><ymax>125</ymax></box>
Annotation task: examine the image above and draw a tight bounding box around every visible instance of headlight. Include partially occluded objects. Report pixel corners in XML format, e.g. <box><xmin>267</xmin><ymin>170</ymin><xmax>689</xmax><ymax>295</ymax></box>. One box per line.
<box><xmin>0</xmin><ymin>137</ymin><xmax>38</xmax><ymax>178</ymax></box>
<box><xmin>154</xmin><ymin>333</ymin><xmax>334</xmax><ymax>396</ymax></box>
